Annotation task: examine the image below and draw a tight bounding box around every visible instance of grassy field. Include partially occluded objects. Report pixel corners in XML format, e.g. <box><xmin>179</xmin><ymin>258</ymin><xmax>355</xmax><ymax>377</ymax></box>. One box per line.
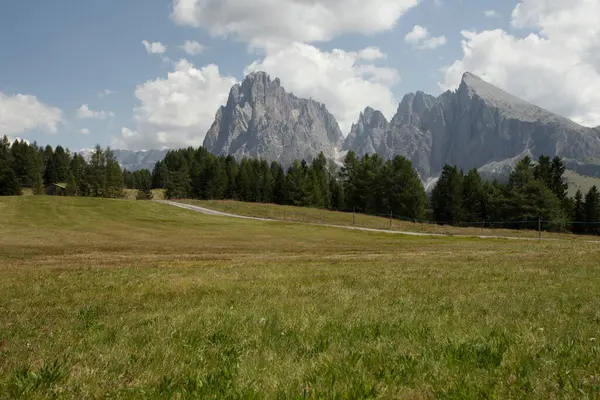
<box><xmin>1</xmin><ymin>196</ymin><xmax>599</xmax><ymax>398</ymax></box>
<box><xmin>181</xmin><ymin>199</ymin><xmax>592</xmax><ymax>241</ymax></box>
<box><xmin>565</xmin><ymin>169</ymin><xmax>600</xmax><ymax>197</ymax></box>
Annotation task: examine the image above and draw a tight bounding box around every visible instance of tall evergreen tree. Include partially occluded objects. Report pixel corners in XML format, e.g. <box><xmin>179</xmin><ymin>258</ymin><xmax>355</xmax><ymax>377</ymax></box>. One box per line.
<box><xmin>462</xmin><ymin>169</ymin><xmax>484</xmax><ymax>223</ymax></box>
<box><xmin>65</xmin><ymin>171</ymin><xmax>78</xmax><ymax>196</ymax></box>
<box><xmin>431</xmin><ymin>165</ymin><xmax>464</xmax><ymax>224</ymax></box>
<box><xmin>382</xmin><ymin>156</ymin><xmax>426</xmax><ymax>220</ymax></box>
<box><xmin>271</xmin><ymin>161</ymin><xmax>285</xmax><ymax>204</ymax></box>
<box><xmin>136</xmin><ymin>169</ymin><xmax>154</xmax><ymax>200</ymax></box>
<box><xmin>584</xmin><ymin>186</ymin><xmax>600</xmax><ymax>234</ymax></box>
<box><xmin>0</xmin><ymin>136</ymin><xmax>21</xmax><ymax>196</ymax></box>
<box><xmin>104</xmin><ymin>148</ymin><xmax>124</xmax><ymax>198</ymax></box>
<box><xmin>572</xmin><ymin>189</ymin><xmax>586</xmax><ymax>233</ymax></box>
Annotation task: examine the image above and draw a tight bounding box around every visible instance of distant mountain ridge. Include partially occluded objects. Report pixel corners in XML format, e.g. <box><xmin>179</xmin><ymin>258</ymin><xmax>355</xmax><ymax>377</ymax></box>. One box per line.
<box><xmin>104</xmin><ymin>71</ymin><xmax>600</xmax><ymax>180</ymax></box>
<box><xmin>79</xmin><ymin>149</ymin><xmax>168</xmax><ymax>172</ymax></box>
<box><xmin>344</xmin><ymin>72</ymin><xmax>600</xmax><ymax>180</ymax></box>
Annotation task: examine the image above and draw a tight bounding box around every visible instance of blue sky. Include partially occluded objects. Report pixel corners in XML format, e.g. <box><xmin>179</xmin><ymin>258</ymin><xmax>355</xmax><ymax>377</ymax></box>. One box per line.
<box><xmin>1</xmin><ymin>0</ymin><xmax>598</xmax><ymax>151</ymax></box>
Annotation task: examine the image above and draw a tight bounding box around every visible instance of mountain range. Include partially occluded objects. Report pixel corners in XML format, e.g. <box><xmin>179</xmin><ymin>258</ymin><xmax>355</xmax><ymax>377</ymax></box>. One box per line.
<box><xmin>108</xmin><ymin>71</ymin><xmax>600</xmax><ymax>183</ymax></box>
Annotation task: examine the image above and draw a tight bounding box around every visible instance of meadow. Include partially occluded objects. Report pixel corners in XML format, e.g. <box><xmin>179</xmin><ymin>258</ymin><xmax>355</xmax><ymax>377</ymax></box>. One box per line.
<box><xmin>181</xmin><ymin>199</ymin><xmax>593</xmax><ymax>240</ymax></box>
<box><xmin>1</xmin><ymin>196</ymin><xmax>599</xmax><ymax>399</ymax></box>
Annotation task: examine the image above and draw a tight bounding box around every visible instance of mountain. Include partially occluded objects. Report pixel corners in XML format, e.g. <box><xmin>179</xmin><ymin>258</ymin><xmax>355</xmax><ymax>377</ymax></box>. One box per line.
<box><xmin>345</xmin><ymin>72</ymin><xmax>600</xmax><ymax>180</ymax></box>
<box><xmin>79</xmin><ymin>149</ymin><xmax>168</xmax><ymax>171</ymax></box>
<box><xmin>203</xmin><ymin>71</ymin><xmax>343</xmax><ymax>166</ymax></box>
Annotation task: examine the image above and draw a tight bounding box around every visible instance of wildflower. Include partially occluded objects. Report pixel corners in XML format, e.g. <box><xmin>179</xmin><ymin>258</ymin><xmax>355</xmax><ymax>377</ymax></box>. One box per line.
<box><xmin>259</xmin><ymin>317</ymin><xmax>266</xmax><ymax>325</ymax></box>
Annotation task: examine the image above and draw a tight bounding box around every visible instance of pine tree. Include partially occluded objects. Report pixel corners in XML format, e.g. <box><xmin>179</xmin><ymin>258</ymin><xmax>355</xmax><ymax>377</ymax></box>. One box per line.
<box><xmin>104</xmin><ymin>148</ymin><xmax>124</xmax><ymax>198</ymax></box>
<box><xmin>341</xmin><ymin>151</ymin><xmax>360</xmax><ymax>211</ymax></box>
<box><xmin>508</xmin><ymin>156</ymin><xmax>534</xmax><ymax>191</ymax></box>
<box><xmin>584</xmin><ymin>186</ymin><xmax>600</xmax><ymax>234</ymax></box>
<box><xmin>43</xmin><ymin>145</ymin><xmax>58</xmax><ymax>185</ymax></box>
<box><xmin>65</xmin><ymin>172</ymin><xmax>78</xmax><ymax>196</ymax></box>
<box><xmin>136</xmin><ymin>169</ymin><xmax>154</xmax><ymax>200</ymax></box>
<box><xmin>0</xmin><ymin>136</ymin><xmax>21</xmax><ymax>196</ymax></box>
<box><xmin>383</xmin><ymin>156</ymin><xmax>426</xmax><ymax>220</ymax></box>
<box><xmin>270</xmin><ymin>161</ymin><xmax>285</xmax><ymax>204</ymax></box>
<box><xmin>0</xmin><ymin>166</ymin><xmax>22</xmax><ymax>196</ymax></box>
<box><xmin>462</xmin><ymin>169</ymin><xmax>484</xmax><ymax>223</ymax></box>
<box><xmin>549</xmin><ymin>156</ymin><xmax>568</xmax><ymax>201</ymax></box>
<box><xmin>572</xmin><ymin>189</ymin><xmax>586</xmax><ymax>234</ymax></box>
<box><xmin>165</xmin><ymin>170</ymin><xmax>191</xmax><ymax>199</ymax></box>
<box><xmin>431</xmin><ymin>165</ymin><xmax>464</xmax><ymax>225</ymax></box>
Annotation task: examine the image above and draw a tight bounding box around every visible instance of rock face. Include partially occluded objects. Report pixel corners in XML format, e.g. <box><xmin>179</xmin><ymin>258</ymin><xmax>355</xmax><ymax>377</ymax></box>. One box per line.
<box><xmin>345</xmin><ymin>72</ymin><xmax>600</xmax><ymax>180</ymax></box>
<box><xmin>203</xmin><ymin>71</ymin><xmax>343</xmax><ymax>166</ymax></box>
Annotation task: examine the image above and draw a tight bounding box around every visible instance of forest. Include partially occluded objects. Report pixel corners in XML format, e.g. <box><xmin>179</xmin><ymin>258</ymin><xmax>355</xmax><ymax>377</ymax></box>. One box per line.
<box><xmin>1</xmin><ymin>135</ymin><xmax>599</xmax><ymax>234</ymax></box>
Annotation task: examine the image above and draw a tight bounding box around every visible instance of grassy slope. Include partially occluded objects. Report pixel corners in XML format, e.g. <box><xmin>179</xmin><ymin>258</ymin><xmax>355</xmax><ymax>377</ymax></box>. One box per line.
<box><xmin>183</xmin><ymin>200</ymin><xmax>591</xmax><ymax>240</ymax></box>
<box><xmin>1</xmin><ymin>197</ymin><xmax>599</xmax><ymax>398</ymax></box>
<box><xmin>565</xmin><ymin>169</ymin><xmax>600</xmax><ymax>197</ymax></box>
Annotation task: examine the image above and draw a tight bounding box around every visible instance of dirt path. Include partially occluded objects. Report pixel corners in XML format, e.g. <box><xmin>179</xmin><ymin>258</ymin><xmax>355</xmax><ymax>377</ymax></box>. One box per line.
<box><xmin>156</xmin><ymin>200</ymin><xmax>561</xmax><ymax>241</ymax></box>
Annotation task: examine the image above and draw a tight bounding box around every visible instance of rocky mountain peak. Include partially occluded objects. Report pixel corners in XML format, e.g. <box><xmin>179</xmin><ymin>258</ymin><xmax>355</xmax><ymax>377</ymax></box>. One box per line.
<box><xmin>203</xmin><ymin>72</ymin><xmax>343</xmax><ymax>167</ymax></box>
<box><xmin>344</xmin><ymin>72</ymin><xmax>600</xmax><ymax>181</ymax></box>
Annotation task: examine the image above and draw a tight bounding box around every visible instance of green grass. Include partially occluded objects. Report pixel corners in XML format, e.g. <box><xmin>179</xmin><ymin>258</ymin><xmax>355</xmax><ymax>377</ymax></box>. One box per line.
<box><xmin>181</xmin><ymin>199</ymin><xmax>593</xmax><ymax>241</ymax></box>
<box><xmin>565</xmin><ymin>169</ymin><xmax>600</xmax><ymax>197</ymax></box>
<box><xmin>1</xmin><ymin>196</ymin><xmax>600</xmax><ymax>398</ymax></box>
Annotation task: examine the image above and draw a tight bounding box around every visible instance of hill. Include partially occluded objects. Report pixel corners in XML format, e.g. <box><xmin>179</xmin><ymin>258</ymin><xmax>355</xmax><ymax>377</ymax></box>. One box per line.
<box><xmin>1</xmin><ymin>197</ymin><xmax>599</xmax><ymax>398</ymax></box>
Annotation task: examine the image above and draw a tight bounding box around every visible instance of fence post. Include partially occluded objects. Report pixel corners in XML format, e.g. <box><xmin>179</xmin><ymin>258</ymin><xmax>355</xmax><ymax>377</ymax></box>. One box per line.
<box><xmin>353</xmin><ymin>206</ymin><xmax>356</xmax><ymax>226</ymax></box>
<box><xmin>389</xmin><ymin>210</ymin><xmax>392</xmax><ymax>230</ymax></box>
<box><xmin>538</xmin><ymin>217</ymin><xmax>542</xmax><ymax>240</ymax></box>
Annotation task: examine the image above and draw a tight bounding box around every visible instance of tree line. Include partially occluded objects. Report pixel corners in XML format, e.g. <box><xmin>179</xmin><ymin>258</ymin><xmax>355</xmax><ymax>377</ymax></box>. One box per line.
<box><xmin>3</xmin><ymin>134</ymin><xmax>600</xmax><ymax>234</ymax></box>
<box><xmin>149</xmin><ymin>147</ymin><xmax>426</xmax><ymax>220</ymax></box>
<box><xmin>431</xmin><ymin>155</ymin><xmax>600</xmax><ymax>233</ymax></box>
<box><xmin>0</xmin><ymin>136</ymin><xmax>129</xmax><ymax>198</ymax></box>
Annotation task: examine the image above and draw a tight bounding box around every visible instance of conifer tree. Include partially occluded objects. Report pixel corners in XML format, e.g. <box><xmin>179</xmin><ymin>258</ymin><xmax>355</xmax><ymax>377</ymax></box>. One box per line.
<box><xmin>135</xmin><ymin>169</ymin><xmax>154</xmax><ymax>200</ymax></box>
<box><xmin>584</xmin><ymin>186</ymin><xmax>600</xmax><ymax>234</ymax></box>
<box><xmin>65</xmin><ymin>171</ymin><xmax>78</xmax><ymax>196</ymax></box>
<box><xmin>431</xmin><ymin>165</ymin><xmax>464</xmax><ymax>224</ymax></box>
<box><xmin>572</xmin><ymin>189</ymin><xmax>586</xmax><ymax>233</ymax></box>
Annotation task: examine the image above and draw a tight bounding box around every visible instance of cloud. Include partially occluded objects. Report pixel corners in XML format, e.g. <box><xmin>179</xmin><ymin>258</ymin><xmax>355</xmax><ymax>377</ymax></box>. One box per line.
<box><xmin>245</xmin><ymin>43</ymin><xmax>399</xmax><ymax>133</ymax></box>
<box><xmin>0</xmin><ymin>92</ymin><xmax>63</xmax><ymax>136</ymax></box>
<box><xmin>79</xmin><ymin>128</ymin><xmax>91</xmax><ymax>135</ymax></box>
<box><xmin>171</xmin><ymin>0</ymin><xmax>420</xmax><ymax>48</ymax></box>
<box><xmin>180</xmin><ymin>40</ymin><xmax>205</xmax><ymax>55</ymax></box>
<box><xmin>356</xmin><ymin>47</ymin><xmax>387</xmax><ymax>60</ymax></box>
<box><xmin>98</xmin><ymin>89</ymin><xmax>114</xmax><ymax>97</ymax></box>
<box><xmin>405</xmin><ymin>25</ymin><xmax>447</xmax><ymax>49</ymax></box>
<box><xmin>113</xmin><ymin>60</ymin><xmax>237</xmax><ymax>150</ymax></box>
<box><xmin>442</xmin><ymin>0</ymin><xmax>600</xmax><ymax>127</ymax></box>
<box><xmin>76</xmin><ymin>104</ymin><xmax>115</xmax><ymax>119</ymax></box>
<box><xmin>142</xmin><ymin>40</ymin><xmax>167</xmax><ymax>54</ymax></box>
<box><xmin>484</xmin><ymin>9</ymin><xmax>500</xmax><ymax>18</ymax></box>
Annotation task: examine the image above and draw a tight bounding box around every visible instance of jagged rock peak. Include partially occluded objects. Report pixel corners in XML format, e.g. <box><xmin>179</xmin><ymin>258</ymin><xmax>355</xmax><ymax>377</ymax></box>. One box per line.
<box><xmin>358</xmin><ymin>106</ymin><xmax>388</xmax><ymax>125</ymax></box>
<box><xmin>203</xmin><ymin>71</ymin><xmax>343</xmax><ymax>167</ymax></box>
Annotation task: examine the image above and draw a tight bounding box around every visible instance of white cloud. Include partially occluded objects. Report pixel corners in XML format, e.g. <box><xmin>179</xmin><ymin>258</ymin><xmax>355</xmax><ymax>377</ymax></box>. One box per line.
<box><xmin>405</xmin><ymin>25</ymin><xmax>446</xmax><ymax>49</ymax></box>
<box><xmin>442</xmin><ymin>0</ymin><xmax>600</xmax><ymax>127</ymax></box>
<box><xmin>79</xmin><ymin>128</ymin><xmax>91</xmax><ymax>135</ymax></box>
<box><xmin>484</xmin><ymin>9</ymin><xmax>500</xmax><ymax>18</ymax></box>
<box><xmin>171</xmin><ymin>0</ymin><xmax>420</xmax><ymax>48</ymax></box>
<box><xmin>180</xmin><ymin>40</ymin><xmax>205</xmax><ymax>55</ymax></box>
<box><xmin>357</xmin><ymin>47</ymin><xmax>387</xmax><ymax>60</ymax></box>
<box><xmin>142</xmin><ymin>40</ymin><xmax>167</xmax><ymax>54</ymax></box>
<box><xmin>113</xmin><ymin>60</ymin><xmax>237</xmax><ymax>150</ymax></box>
<box><xmin>0</xmin><ymin>92</ymin><xmax>63</xmax><ymax>136</ymax></box>
<box><xmin>245</xmin><ymin>43</ymin><xmax>399</xmax><ymax>133</ymax></box>
<box><xmin>99</xmin><ymin>89</ymin><xmax>114</xmax><ymax>97</ymax></box>
<box><xmin>76</xmin><ymin>104</ymin><xmax>114</xmax><ymax>119</ymax></box>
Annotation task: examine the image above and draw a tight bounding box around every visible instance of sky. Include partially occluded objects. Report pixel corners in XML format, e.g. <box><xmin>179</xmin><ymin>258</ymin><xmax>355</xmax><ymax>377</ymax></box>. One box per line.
<box><xmin>1</xmin><ymin>0</ymin><xmax>599</xmax><ymax>152</ymax></box>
